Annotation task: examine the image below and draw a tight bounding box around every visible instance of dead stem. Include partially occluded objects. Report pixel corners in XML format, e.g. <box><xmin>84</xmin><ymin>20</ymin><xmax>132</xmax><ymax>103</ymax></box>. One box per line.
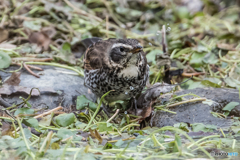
<box><xmin>26</xmin><ymin>65</ymin><xmax>43</xmax><ymax>71</ymax></box>
<box><xmin>107</xmin><ymin>109</ymin><xmax>119</xmax><ymax>123</ymax></box>
<box><xmin>12</xmin><ymin>57</ymin><xmax>53</xmax><ymax>62</ymax></box>
<box><xmin>44</xmin><ymin>131</ymin><xmax>53</xmax><ymax>153</ymax></box>
<box><xmin>23</xmin><ymin>62</ymin><xmax>40</xmax><ymax>78</ymax></box>
<box><xmin>182</xmin><ymin>72</ymin><xmax>205</xmax><ymax>77</ymax></box>
<box><xmin>166</xmin><ymin>98</ymin><xmax>207</xmax><ymax>108</ymax></box>
<box><xmin>13</xmin><ymin>63</ymin><xmax>43</xmax><ymax>71</ymax></box>
<box><xmin>34</xmin><ymin>106</ymin><xmax>63</xmax><ymax>119</ymax></box>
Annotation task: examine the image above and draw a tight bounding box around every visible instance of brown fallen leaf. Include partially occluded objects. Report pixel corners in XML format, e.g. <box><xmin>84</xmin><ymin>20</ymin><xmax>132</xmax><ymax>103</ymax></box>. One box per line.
<box><xmin>0</xmin><ymin>28</ymin><xmax>9</xmax><ymax>43</ymax></box>
<box><xmin>89</xmin><ymin>128</ymin><xmax>103</xmax><ymax>144</ymax></box>
<box><xmin>94</xmin><ymin>129</ymin><xmax>103</xmax><ymax>144</ymax></box>
<box><xmin>1</xmin><ymin>122</ymin><xmax>14</xmax><ymax>137</ymax></box>
<box><xmin>28</xmin><ymin>31</ymin><xmax>51</xmax><ymax>50</ymax></box>
<box><xmin>4</xmin><ymin>72</ymin><xmax>21</xmax><ymax>86</ymax></box>
<box><xmin>217</xmin><ymin>43</ymin><xmax>236</xmax><ymax>51</ymax></box>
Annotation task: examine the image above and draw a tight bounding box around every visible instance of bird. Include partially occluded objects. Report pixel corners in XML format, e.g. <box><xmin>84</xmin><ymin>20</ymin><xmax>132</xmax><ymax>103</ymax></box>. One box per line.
<box><xmin>83</xmin><ymin>38</ymin><xmax>149</xmax><ymax>113</ymax></box>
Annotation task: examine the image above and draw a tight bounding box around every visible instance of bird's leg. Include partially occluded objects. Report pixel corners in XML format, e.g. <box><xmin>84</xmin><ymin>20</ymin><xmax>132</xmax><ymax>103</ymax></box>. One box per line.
<box><xmin>101</xmin><ymin>104</ymin><xmax>111</xmax><ymax>118</ymax></box>
<box><xmin>98</xmin><ymin>104</ymin><xmax>118</xmax><ymax>123</ymax></box>
<box><xmin>129</xmin><ymin>97</ymin><xmax>138</xmax><ymax>115</ymax></box>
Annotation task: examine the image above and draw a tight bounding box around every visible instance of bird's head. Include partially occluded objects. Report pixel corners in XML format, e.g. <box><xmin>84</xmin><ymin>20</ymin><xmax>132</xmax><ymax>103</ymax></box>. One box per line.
<box><xmin>84</xmin><ymin>38</ymin><xmax>146</xmax><ymax>70</ymax></box>
<box><xmin>109</xmin><ymin>39</ymin><xmax>144</xmax><ymax>67</ymax></box>
<box><xmin>109</xmin><ymin>39</ymin><xmax>143</xmax><ymax>66</ymax></box>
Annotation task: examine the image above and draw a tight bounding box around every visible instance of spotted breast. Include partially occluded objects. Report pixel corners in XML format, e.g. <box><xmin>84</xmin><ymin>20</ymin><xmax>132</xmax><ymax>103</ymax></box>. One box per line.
<box><xmin>84</xmin><ymin>38</ymin><xmax>149</xmax><ymax>103</ymax></box>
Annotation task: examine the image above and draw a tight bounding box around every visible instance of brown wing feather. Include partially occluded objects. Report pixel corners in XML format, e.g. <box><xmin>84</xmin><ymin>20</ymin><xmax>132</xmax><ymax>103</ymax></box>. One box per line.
<box><xmin>84</xmin><ymin>39</ymin><xmax>115</xmax><ymax>70</ymax></box>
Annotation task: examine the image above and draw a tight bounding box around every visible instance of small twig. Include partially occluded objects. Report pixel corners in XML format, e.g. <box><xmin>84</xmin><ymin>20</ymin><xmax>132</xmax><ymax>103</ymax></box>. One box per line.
<box><xmin>44</xmin><ymin>131</ymin><xmax>54</xmax><ymax>153</ymax></box>
<box><xmin>34</xmin><ymin>106</ymin><xmax>63</xmax><ymax>119</ymax></box>
<box><xmin>181</xmin><ymin>72</ymin><xmax>205</xmax><ymax>77</ymax></box>
<box><xmin>107</xmin><ymin>109</ymin><xmax>119</xmax><ymax>123</ymax></box>
<box><xmin>12</xmin><ymin>57</ymin><xmax>53</xmax><ymax>62</ymax></box>
<box><xmin>25</xmin><ymin>62</ymin><xmax>84</xmax><ymax>76</ymax></box>
<box><xmin>26</xmin><ymin>65</ymin><xmax>43</xmax><ymax>71</ymax></box>
<box><xmin>39</xmin><ymin>131</ymin><xmax>53</xmax><ymax>153</ymax></box>
<box><xmin>23</xmin><ymin>62</ymin><xmax>40</xmax><ymax>78</ymax></box>
<box><xmin>17</xmin><ymin>114</ymin><xmax>39</xmax><ymax>117</ymax></box>
<box><xmin>61</xmin><ymin>136</ymin><xmax>73</xmax><ymax>142</ymax></box>
<box><xmin>108</xmin><ymin>137</ymin><xmax>136</xmax><ymax>143</ymax></box>
<box><xmin>51</xmin><ymin>111</ymin><xmax>65</xmax><ymax>115</ymax></box>
<box><xmin>166</xmin><ymin>98</ymin><xmax>206</xmax><ymax>108</ymax></box>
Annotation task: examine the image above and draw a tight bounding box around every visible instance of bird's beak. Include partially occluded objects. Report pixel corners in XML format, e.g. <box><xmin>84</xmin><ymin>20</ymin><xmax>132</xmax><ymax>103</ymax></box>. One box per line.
<box><xmin>131</xmin><ymin>45</ymin><xmax>143</xmax><ymax>54</ymax></box>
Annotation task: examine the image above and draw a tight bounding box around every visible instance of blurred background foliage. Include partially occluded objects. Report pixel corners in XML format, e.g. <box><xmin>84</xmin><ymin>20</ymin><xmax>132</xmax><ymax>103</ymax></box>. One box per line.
<box><xmin>0</xmin><ymin>0</ymin><xmax>240</xmax><ymax>89</ymax></box>
<box><xmin>1</xmin><ymin>1</ymin><xmax>240</xmax><ymax>159</ymax></box>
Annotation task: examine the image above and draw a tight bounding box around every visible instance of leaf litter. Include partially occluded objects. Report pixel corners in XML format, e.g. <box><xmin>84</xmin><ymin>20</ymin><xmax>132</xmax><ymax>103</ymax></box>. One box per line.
<box><xmin>0</xmin><ymin>0</ymin><xmax>240</xmax><ymax>159</ymax></box>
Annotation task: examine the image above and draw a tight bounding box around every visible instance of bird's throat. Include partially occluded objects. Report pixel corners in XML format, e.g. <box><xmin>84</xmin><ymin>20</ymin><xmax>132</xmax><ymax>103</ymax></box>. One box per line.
<box><xmin>119</xmin><ymin>65</ymin><xmax>139</xmax><ymax>78</ymax></box>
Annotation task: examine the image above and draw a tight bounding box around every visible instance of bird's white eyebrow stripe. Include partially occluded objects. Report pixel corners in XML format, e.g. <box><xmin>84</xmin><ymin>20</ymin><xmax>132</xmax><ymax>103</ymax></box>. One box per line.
<box><xmin>111</xmin><ymin>43</ymin><xmax>133</xmax><ymax>49</ymax></box>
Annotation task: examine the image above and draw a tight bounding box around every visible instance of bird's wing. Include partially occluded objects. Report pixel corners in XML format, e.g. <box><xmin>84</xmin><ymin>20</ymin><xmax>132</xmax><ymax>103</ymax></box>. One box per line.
<box><xmin>84</xmin><ymin>39</ymin><xmax>115</xmax><ymax>70</ymax></box>
<box><xmin>81</xmin><ymin>37</ymin><xmax>102</xmax><ymax>49</ymax></box>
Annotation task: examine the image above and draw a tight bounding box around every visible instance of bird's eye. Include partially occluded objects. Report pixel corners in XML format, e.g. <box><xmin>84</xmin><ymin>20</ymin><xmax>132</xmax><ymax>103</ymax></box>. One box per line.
<box><xmin>120</xmin><ymin>46</ymin><xmax>124</xmax><ymax>52</ymax></box>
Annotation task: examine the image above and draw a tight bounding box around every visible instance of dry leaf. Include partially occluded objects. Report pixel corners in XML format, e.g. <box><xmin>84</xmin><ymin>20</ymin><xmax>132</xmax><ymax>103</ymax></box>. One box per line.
<box><xmin>1</xmin><ymin>122</ymin><xmax>14</xmax><ymax>137</ymax></box>
<box><xmin>94</xmin><ymin>129</ymin><xmax>103</xmax><ymax>144</ymax></box>
<box><xmin>217</xmin><ymin>43</ymin><xmax>235</xmax><ymax>51</ymax></box>
<box><xmin>89</xmin><ymin>128</ymin><xmax>103</xmax><ymax>143</ymax></box>
<box><xmin>4</xmin><ymin>72</ymin><xmax>21</xmax><ymax>86</ymax></box>
<box><xmin>0</xmin><ymin>29</ymin><xmax>9</xmax><ymax>43</ymax></box>
<box><xmin>28</xmin><ymin>32</ymin><xmax>51</xmax><ymax>50</ymax></box>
